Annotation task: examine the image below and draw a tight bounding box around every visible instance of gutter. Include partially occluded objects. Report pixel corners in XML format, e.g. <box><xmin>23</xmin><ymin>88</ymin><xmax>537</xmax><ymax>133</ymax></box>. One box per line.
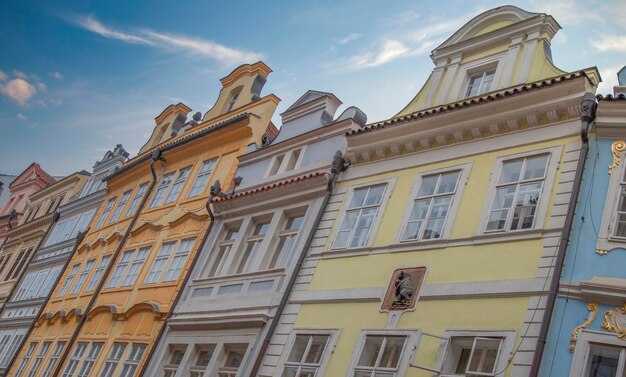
<box><xmin>51</xmin><ymin>148</ymin><xmax>166</xmax><ymax>377</ymax></box>
<box><xmin>0</xmin><ymin>210</ymin><xmax>18</xmax><ymax>247</ymax></box>
<box><xmin>247</xmin><ymin>150</ymin><xmax>350</xmax><ymax>377</ymax></box>
<box><xmin>528</xmin><ymin>92</ymin><xmax>597</xmax><ymax>377</ymax></box>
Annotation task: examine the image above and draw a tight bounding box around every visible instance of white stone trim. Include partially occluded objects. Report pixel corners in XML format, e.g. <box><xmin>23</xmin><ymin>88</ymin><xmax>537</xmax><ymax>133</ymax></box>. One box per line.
<box><xmin>596</xmin><ymin>148</ymin><xmax>626</xmax><ymax>252</ymax></box>
<box><xmin>452</xmin><ymin>52</ymin><xmax>505</xmax><ymax>102</ymax></box>
<box><xmin>569</xmin><ymin>330</ymin><xmax>626</xmax><ymax>377</ymax></box>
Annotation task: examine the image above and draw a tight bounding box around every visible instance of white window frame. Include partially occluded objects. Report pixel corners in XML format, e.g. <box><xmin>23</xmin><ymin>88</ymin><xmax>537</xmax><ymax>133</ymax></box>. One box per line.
<box><xmin>126</xmin><ymin>182</ymin><xmax>149</xmax><ymax>217</ymax></box>
<box><xmin>269</xmin><ymin>213</ymin><xmax>306</xmax><ymax>269</ymax></box>
<box><xmin>206</xmin><ymin>224</ymin><xmax>242</xmax><ymax>278</ymax></box>
<box><xmin>597</xmin><ymin>148</ymin><xmax>626</xmax><ymax>251</ymax></box>
<box><xmin>70</xmin><ymin>259</ymin><xmax>95</xmax><ymax>295</ymax></box>
<box><xmin>42</xmin><ymin>341</ymin><xmax>65</xmax><ymax>377</ymax></box>
<box><xmin>437</xmin><ymin>329</ymin><xmax>516</xmax><ymax>377</ymax></box>
<box><xmin>164</xmin><ymin>166</ymin><xmax>193</xmax><ymax>204</ymax></box>
<box><xmin>569</xmin><ymin>330</ymin><xmax>626</xmax><ymax>377</ymax></box>
<box><xmin>96</xmin><ymin>197</ymin><xmax>117</xmax><ymax>228</ymax></box>
<box><xmin>346</xmin><ymin>329</ymin><xmax>420</xmax><ymax>377</ymax></box>
<box><xmin>149</xmin><ymin>173</ymin><xmax>175</xmax><ymax>209</ymax></box>
<box><xmin>330</xmin><ymin>178</ymin><xmax>395</xmax><ymax>250</ymax></box>
<box><xmin>86</xmin><ymin>255</ymin><xmax>111</xmax><ymax>292</ymax></box>
<box><xmin>15</xmin><ymin>341</ymin><xmax>36</xmax><ymax>377</ymax></box>
<box><xmin>278</xmin><ymin>329</ymin><xmax>340</xmax><ymax>377</ymax></box>
<box><xmin>145</xmin><ymin>238</ymin><xmax>196</xmax><ymax>284</ymax></box>
<box><xmin>264</xmin><ymin>146</ymin><xmax>307</xmax><ymax>178</ymax></box>
<box><xmin>398</xmin><ymin>164</ymin><xmax>471</xmax><ymax>243</ymax></box>
<box><xmin>109</xmin><ymin>190</ymin><xmax>132</xmax><ymax>223</ymax></box>
<box><xmin>121</xmin><ymin>247</ymin><xmax>151</xmax><ymax>286</ymax></box>
<box><xmin>27</xmin><ymin>342</ymin><xmax>51</xmax><ymax>377</ymax></box>
<box><xmin>99</xmin><ymin>342</ymin><xmax>127</xmax><ymax>377</ymax></box>
<box><xmin>188</xmin><ymin>158</ymin><xmax>218</xmax><ymax>198</ymax></box>
<box><xmin>452</xmin><ymin>53</ymin><xmax>505</xmax><ymax>101</ymax></box>
<box><xmin>477</xmin><ymin>146</ymin><xmax>562</xmax><ymax>234</ymax></box>
<box><xmin>58</xmin><ymin>264</ymin><xmax>80</xmax><ymax>297</ymax></box>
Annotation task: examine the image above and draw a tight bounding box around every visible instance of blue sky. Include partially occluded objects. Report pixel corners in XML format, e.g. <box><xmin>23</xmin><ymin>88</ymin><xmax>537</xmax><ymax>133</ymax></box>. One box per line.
<box><xmin>0</xmin><ymin>0</ymin><xmax>624</xmax><ymax>176</ymax></box>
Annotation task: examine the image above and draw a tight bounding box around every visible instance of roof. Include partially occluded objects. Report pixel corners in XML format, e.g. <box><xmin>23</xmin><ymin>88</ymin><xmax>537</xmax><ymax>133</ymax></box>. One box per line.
<box><xmin>213</xmin><ymin>171</ymin><xmax>327</xmax><ymax>202</ymax></box>
<box><xmin>9</xmin><ymin>162</ymin><xmax>55</xmax><ymax>188</ymax></box>
<box><xmin>282</xmin><ymin>90</ymin><xmax>341</xmax><ymax>114</ymax></box>
<box><xmin>597</xmin><ymin>94</ymin><xmax>626</xmax><ymax>101</ymax></box>
<box><xmin>0</xmin><ymin>174</ymin><xmax>16</xmax><ymax>208</ymax></box>
<box><xmin>349</xmin><ymin>71</ymin><xmax>590</xmax><ymax>137</ymax></box>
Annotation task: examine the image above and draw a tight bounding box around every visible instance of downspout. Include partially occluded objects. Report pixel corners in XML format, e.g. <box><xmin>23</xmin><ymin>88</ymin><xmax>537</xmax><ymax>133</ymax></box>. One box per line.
<box><xmin>529</xmin><ymin>92</ymin><xmax>597</xmax><ymax>377</ymax></box>
<box><xmin>51</xmin><ymin>148</ymin><xmax>165</xmax><ymax>377</ymax></box>
<box><xmin>248</xmin><ymin>150</ymin><xmax>350</xmax><ymax>377</ymax></box>
<box><xmin>3</xmin><ymin>224</ymin><xmax>85</xmax><ymax>375</ymax></box>
<box><xmin>1</xmin><ymin>209</ymin><xmax>18</xmax><ymax>248</ymax></box>
<box><xmin>138</xmin><ymin>191</ymin><xmax>218</xmax><ymax>377</ymax></box>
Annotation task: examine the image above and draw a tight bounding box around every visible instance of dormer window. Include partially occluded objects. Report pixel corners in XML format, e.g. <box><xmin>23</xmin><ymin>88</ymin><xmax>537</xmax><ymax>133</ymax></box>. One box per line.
<box><xmin>265</xmin><ymin>148</ymin><xmax>304</xmax><ymax>178</ymax></box>
<box><xmin>226</xmin><ymin>91</ymin><xmax>240</xmax><ymax>113</ymax></box>
<box><xmin>466</xmin><ymin>70</ymin><xmax>495</xmax><ymax>97</ymax></box>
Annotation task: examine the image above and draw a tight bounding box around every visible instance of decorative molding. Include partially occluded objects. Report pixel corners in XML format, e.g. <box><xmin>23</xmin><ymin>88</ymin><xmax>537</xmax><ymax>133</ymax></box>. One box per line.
<box><xmin>596</xmin><ymin>249</ymin><xmax>609</xmax><ymax>255</ymax></box>
<box><xmin>608</xmin><ymin>140</ymin><xmax>626</xmax><ymax>175</ymax></box>
<box><xmin>601</xmin><ymin>302</ymin><xmax>626</xmax><ymax>340</ymax></box>
<box><xmin>381</xmin><ymin>267</ymin><xmax>426</xmax><ymax>312</ymax></box>
<box><xmin>570</xmin><ymin>302</ymin><xmax>598</xmax><ymax>352</ymax></box>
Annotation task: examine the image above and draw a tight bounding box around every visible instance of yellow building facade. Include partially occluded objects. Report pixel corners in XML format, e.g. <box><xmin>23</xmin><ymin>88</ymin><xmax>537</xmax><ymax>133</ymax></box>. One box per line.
<box><xmin>258</xmin><ymin>7</ymin><xmax>601</xmax><ymax>377</ymax></box>
<box><xmin>7</xmin><ymin>62</ymin><xmax>279</xmax><ymax>377</ymax></box>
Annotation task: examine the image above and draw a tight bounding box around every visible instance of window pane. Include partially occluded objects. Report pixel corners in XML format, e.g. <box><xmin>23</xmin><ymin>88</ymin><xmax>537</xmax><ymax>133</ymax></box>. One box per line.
<box><xmin>417</xmin><ymin>175</ymin><xmax>438</xmax><ymax>197</ymax></box>
<box><xmin>499</xmin><ymin>160</ymin><xmax>523</xmax><ymax>184</ymax></box>
<box><xmin>287</xmin><ymin>336</ymin><xmax>309</xmax><ymax>363</ymax></box>
<box><xmin>305</xmin><ymin>336</ymin><xmax>328</xmax><ymax>364</ymax></box>
<box><xmin>586</xmin><ymin>345</ymin><xmax>621</xmax><ymax>377</ymax></box>
<box><xmin>349</xmin><ymin>188</ymin><xmax>368</xmax><ymax>208</ymax></box>
<box><xmin>467</xmin><ymin>338</ymin><xmax>500</xmax><ymax>374</ymax></box>
<box><xmin>523</xmin><ymin>155</ymin><xmax>548</xmax><ymax>180</ymax></box>
<box><xmin>379</xmin><ymin>336</ymin><xmax>405</xmax><ymax>369</ymax></box>
<box><xmin>437</xmin><ymin>171</ymin><xmax>460</xmax><ymax>194</ymax></box>
<box><xmin>357</xmin><ymin>336</ymin><xmax>383</xmax><ymax>367</ymax></box>
<box><xmin>365</xmin><ymin>186</ymin><xmax>385</xmax><ymax>206</ymax></box>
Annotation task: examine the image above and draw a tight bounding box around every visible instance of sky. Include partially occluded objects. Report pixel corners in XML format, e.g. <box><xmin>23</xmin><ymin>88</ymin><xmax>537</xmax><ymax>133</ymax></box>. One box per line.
<box><xmin>0</xmin><ymin>0</ymin><xmax>625</xmax><ymax>176</ymax></box>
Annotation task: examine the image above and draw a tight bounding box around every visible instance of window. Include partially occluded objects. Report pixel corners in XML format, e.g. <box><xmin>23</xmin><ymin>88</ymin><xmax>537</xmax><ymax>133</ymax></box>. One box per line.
<box><xmin>58</xmin><ymin>264</ymin><xmax>80</xmax><ymax>296</ymax></box>
<box><xmin>163</xmin><ymin>238</ymin><xmax>194</xmax><ymax>282</ymax></box>
<box><xmin>266</xmin><ymin>148</ymin><xmax>303</xmax><ymax>177</ymax></box>
<box><xmin>583</xmin><ymin>344</ymin><xmax>625</xmax><ymax>377</ymax></box>
<box><xmin>188</xmin><ymin>159</ymin><xmax>217</xmax><ymax>198</ymax></box>
<box><xmin>71</xmin><ymin>259</ymin><xmax>95</xmax><ymax>295</ymax></box>
<box><xmin>77</xmin><ymin>343</ymin><xmax>103</xmax><ymax>377</ymax></box>
<box><xmin>442</xmin><ymin>337</ymin><xmax>502</xmax><ymax>376</ymax></box>
<box><xmin>218</xmin><ymin>344</ymin><xmax>247</xmax><ymax>377</ymax></box>
<box><xmin>282</xmin><ymin>334</ymin><xmax>330</xmax><ymax>377</ymax></box>
<box><xmin>119</xmin><ymin>343</ymin><xmax>147</xmax><ymax>377</ymax></box>
<box><xmin>107</xmin><ymin>251</ymin><xmax>134</xmax><ymax>288</ymax></box>
<box><xmin>121</xmin><ymin>247</ymin><xmax>150</xmax><ymax>286</ymax></box>
<box><xmin>466</xmin><ymin>70</ymin><xmax>495</xmax><ymax>97</ymax></box>
<box><xmin>6</xmin><ymin>250</ymin><xmax>25</xmax><ymax>281</ymax></box>
<box><xmin>238</xmin><ymin>221</ymin><xmax>270</xmax><ymax>273</ymax></box>
<box><xmin>485</xmin><ymin>155</ymin><xmax>549</xmax><ymax>232</ymax></box>
<box><xmin>401</xmin><ymin>170</ymin><xmax>461</xmax><ymax>241</ymax></box>
<box><xmin>333</xmin><ymin>184</ymin><xmax>387</xmax><ymax>249</ymax></box>
<box><xmin>10</xmin><ymin>247</ymin><xmax>32</xmax><ymax>280</ymax></box>
<box><xmin>164</xmin><ymin>166</ymin><xmax>192</xmax><ymax>204</ymax></box>
<box><xmin>270</xmin><ymin>215</ymin><xmax>304</xmax><ymax>268</ymax></box>
<box><xmin>0</xmin><ymin>329</ymin><xmax>26</xmax><ymax>368</ymax></box>
<box><xmin>86</xmin><ymin>255</ymin><xmax>111</xmax><ymax>292</ymax></box>
<box><xmin>97</xmin><ymin>198</ymin><xmax>117</xmax><ymax>228</ymax></box>
<box><xmin>163</xmin><ymin>347</ymin><xmax>186</xmax><ymax>377</ymax></box>
<box><xmin>149</xmin><ymin>173</ymin><xmax>175</xmax><ymax>208</ymax></box>
<box><xmin>126</xmin><ymin>182</ymin><xmax>149</xmax><ymax>216</ymax></box>
<box><xmin>226</xmin><ymin>91</ymin><xmax>240</xmax><ymax>112</ymax></box>
<box><xmin>42</xmin><ymin>342</ymin><xmax>65</xmax><ymax>377</ymax></box>
<box><xmin>145</xmin><ymin>239</ymin><xmax>196</xmax><ymax>284</ymax></box>
<box><xmin>100</xmin><ymin>343</ymin><xmax>127</xmax><ymax>377</ymax></box>
<box><xmin>109</xmin><ymin>190</ymin><xmax>132</xmax><ymax>223</ymax></box>
<box><xmin>14</xmin><ymin>265</ymin><xmax>62</xmax><ymax>301</ymax></box>
<box><xmin>46</xmin><ymin>209</ymin><xmax>96</xmax><ymax>247</ymax></box>
<box><xmin>27</xmin><ymin>341</ymin><xmax>51</xmax><ymax>377</ymax></box>
<box><xmin>353</xmin><ymin>335</ymin><xmax>407</xmax><ymax>377</ymax></box>
<box><xmin>15</xmin><ymin>342</ymin><xmax>36</xmax><ymax>377</ymax></box>
<box><xmin>190</xmin><ymin>346</ymin><xmax>214</xmax><ymax>377</ymax></box>
<box><xmin>208</xmin><ymin>227</ymin><xmax>239</xmax><ymax>277</ymax></box>
<box><xmin>610</xmin><ymin>161</ymin><xmax>626</xmax><ymax>238</ymax></box>
<box><xmin>62</xmin><ymin>342</ymin><xmax>88</xmax><ymax>377</ymax></box>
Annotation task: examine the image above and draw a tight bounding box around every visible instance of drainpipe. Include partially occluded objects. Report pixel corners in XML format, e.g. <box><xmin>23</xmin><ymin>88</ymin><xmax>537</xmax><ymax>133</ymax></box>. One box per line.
<box><xmin>248</xmin><ymin>150</ymin><xmax>350</xmax><ymax>377</ymax></box>
<box><xmin>1</xmin><ymin>209</ymin><xmax>18</xmax><ymax>248</ymax></box>
<box><xmin>529</xmin><ymin>93</ymin><xmax>597</xmax><ymax>377</ymax></box>
<box><xmin>51</xmin><ymin>148</ymin><xmax>165</xmax><ymax>377</ymax></box>
<box><xmin>138</xmin><ymin>188</ymin><xmax>219</xmax><ymax>377</ymax></box>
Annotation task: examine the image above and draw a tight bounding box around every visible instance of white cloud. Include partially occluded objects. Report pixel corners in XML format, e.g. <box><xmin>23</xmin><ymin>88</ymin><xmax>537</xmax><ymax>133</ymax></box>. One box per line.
<box><xmin>51</xmin><ymin>72</ymin><xmax>63</xmax><ymax>79</ymax></box>
<box><xmin>534</xmin><ymin>0</ymin><xmax>601</xmax><ymax>25</ymax></box>
<box><xmin>67</xmin><ymin>15</ymin><xmax>262</xmax><ymax>65</ymax></box>
<box><xmin>594</xmin><ymin>36</ymin><xmax>626</xmax><ymax>52</ymax></box>
<box><xmin>337</xmin><ymin>33</ymin><xmax>363</xmax><ymax>45</ymax></box>
<box><xmin>12</xmin><ymin>70</ymin><xmax>27</xmax><ymax>79</ymax></box>
<box><xmin>37</xmin><ymin>82</ymin><xmax>47</xmax><ymax>92</ymax></box>
<box><xmin>0</xmin><ymin>78</ymin><xmax>37</xmax><ymax>105</ymax></box>
<box><xmin>16</xmin><ymin>113</ymin><xmax>28</xmax><ymax>121</ymax></box>
<box><xmin>597</xmin><ymin>65</ymin><xmax>623</xmax><ymax>95</ymax></box>
<box><xmin>0</xmin><ymin>71</ymin><xmax>6</xmax><ymax>81</ymax></box>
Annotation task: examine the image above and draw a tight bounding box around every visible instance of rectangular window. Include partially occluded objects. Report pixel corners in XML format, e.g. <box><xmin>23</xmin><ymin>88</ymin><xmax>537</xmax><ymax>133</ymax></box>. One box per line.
<box><xmin>270</xmin><ymin>215</ymin><xmax>304</xmax><ymax>269</ymax></box>
<box><xmin>584</xmin><ymin>344</ymin><xmax>626</xmax><ymax>377</ymax></box>
<box><xmin>11</xmin><ymin>248</ymin><xmax>33</xmax><ymax>280</ymax></box>
<box><xmin>96</xmin><ymin>198</ymin><xmax>117</xmax><ymax>228</ymax></box>
<box><xmin>86</xmin><ymin>255</ymin><xmax>111</xmax><ymax>292</ymax></box>
<box><xmin>401</xmin><ymin>171</ymin><xmax>461</xmax><ymax>241</ymax></box>
<box><xmin>71</xmin><ymin>259</ymin><xmax>95</xmax><ymax>295</ymax></box>
<box><xmin>613</xmin><ymin>164</ymin><xmax>626</xmax><ymax>238</ymax></box>
<box><xmin>218</xmin><ymin>344</ymin><xmax>247</xmax><ymax>377</ymax></box>
<box><xmin>0</xmin><ymin>329</ymin><xmax>25</xmax><ymax>368</ymax></box>
<box><xmin>442</xmin><ymin>337</ymin><xmax>503</xmax><ymax>376</ymax></box>
<box><xmin>238</xmin><ymin>221</ymin><xmax>270</xmax><ymax>273</ymax></box>
<box><xmin>99</xmin><ymin>343</ymin><xmax>127</xmax><ymax>377</ymax></box>
<box><xmin>190</xmin><ymin>346</ymin><xmax>215</xmax><ymax>377</ymax></box>
<box><xmin>27</xmin><ymin>341</ymin><xmax>51</xmax><ymax>377</ymax></box>
<box><xmin>119</xmin><ymin>343</ymin><xmax>147</xmax><ymax>377</ymax></box>
<box><xmin>77</xmin><ymin>343</ymin><xmax>104</xmax><ymax>377</ymax></box>
<box><xmin>6</xmin><ymin>250</ymin><xmax>25</xmax><ymax>281</ymax></box>
<box><xmin>333</xmin><ymin>184</ymin><xmax>387</xmax><ymax>249</ymax></box>
<box><xmin>164</xmin><ymin>166</ymin><xmax>192</xmax><ymax>204</ymax></box>
<box><xmin>352</xmin><ymin>335</ymin><xmax>407</xmax><ymax>377</ymax></box>
<box><xmin>149</xmin><ymin>173</ymin><xmax>175</xmax><ymax>208</ymax></box>
<box><xmin>42</xmin><ymin>341</ymin><xmax>65</xmax><ymax>377</ymax></box>
<box><xmin>62</xmin><ymin>342</ymin><xmax>88</xmax><ymax>377</ymax></box>
<box><xmin>58</xmin><ymin>264</ymin><xmax>80</xmax><ymax>296</ymax></box>
<box><xmin>121</xmin><ymin>247</ymin><xmax>150</xmax><ymax>287</ymax></box>
<box><xmin>163</xmin><ymin>347</ymin><xmax>186</xmax><ymax>377</ymax></box>
<box><xmin>125</xmin><ymin>182</ymin><xmax>149</xmax><ymax>216</ymax></box>
<box><xmin>109</xmin><ymin>190</ymin><xmax>132</xmax><ymax>223</ymax></box>
<box><xmin>208</xmin><ymin>227</ymin><xmax>239</xmax><ymax>277</ymax></box>
<box><xmin>466</xmin><ymin>70</ymin><xmax>495</xmax><ymax>97</ymax></box>
<box><xmin>39</xmin><ymin>265</ymin><xmax>62</xmax><ymax>298</ymax></box>
<box><xmin>188</xmin><ymin>159</ymin><xmax>217</xmax><ymax>197</ymax></box>
<box><xmin>145</xmin><ymin>242</ymin><xmax>175</xmax><ymax>284</ymax></box>
<box><xmin>163</xmin><ymin>238</ymin><xmax>195</xmax><ymax>282</ymax></box>
<box><xmin>486</xmin><ymin>155</ymin><xmax>549</xmax><ymax>232</ymax></box>
<box><xmin>73</xmin><ymin>209</ymin><xmax>96</xmax><ymax>238</ymax></box>
<box><xmin>107</xmin><ymin>250</ymin><xmax>134</xmax><ymax>288</ymax></box>
<box><xmin>282</xmin><ymin>334</ymin><xmax>330</xmax><ymax>377</ymax></box>
<box><xmin>15</xmin><ymin>342</ymin><xmax>37</xmax><ymax>377</ymax></box>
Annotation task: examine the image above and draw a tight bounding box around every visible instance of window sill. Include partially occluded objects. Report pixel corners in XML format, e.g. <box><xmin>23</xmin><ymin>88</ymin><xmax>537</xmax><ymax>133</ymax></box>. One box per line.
<box><xmin>138</xmin><ymin>281</ymin><xmax>179</xmax><ymax>290</ymax></box>
<box><xmin>192</xmin><ymin>267</ymin><xmax>285</xmax><ymax>285</ymax></box>
<box><xmin>100</xmin><ymin>286</ymin><xmax>134</xmax><ymax>294</ymax></box>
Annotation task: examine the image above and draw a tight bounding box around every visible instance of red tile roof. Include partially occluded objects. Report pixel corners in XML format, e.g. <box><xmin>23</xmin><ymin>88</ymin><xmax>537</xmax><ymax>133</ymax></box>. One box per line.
<box><xmin>597</xmin><ymin>94</ymin><xmax>626</xmax><ymax>101</ymax></box>
<box><xmin>213</xmin><ymin>171</ymin><xmax>327</xmax><ymax>202</ymax></box>
<box><xmin>10</xmin><ymin>162</ymin><xmax>55</xmax><ymax>188</ymax></box>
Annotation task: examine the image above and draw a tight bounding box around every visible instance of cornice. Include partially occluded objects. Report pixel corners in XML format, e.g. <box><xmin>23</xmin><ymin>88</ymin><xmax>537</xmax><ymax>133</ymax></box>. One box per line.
<box><xmin>58</xmin><ymin>189</ymin><xmax>106</xmax><ymax>216</ymax></box>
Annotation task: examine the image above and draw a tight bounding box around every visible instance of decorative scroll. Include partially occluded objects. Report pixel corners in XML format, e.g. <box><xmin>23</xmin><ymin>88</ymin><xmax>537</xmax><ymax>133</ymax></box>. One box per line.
<box><xmin>601</xmin><ymin>302</ymin><xmax>626</xmax><ymax>340</ymax></box>
<box><xmin>381</xmin><ymin>267</ymin><xmax>426</xmax><ymax>312</ymax></box>
<box><xmin>608</xmin><ymin>140</ymin><xmax>626</xmax><ymax>175</ymax></box>
<box><xmin>570</xmin><ymin>302</ymin><xmax>598</xmax><ymax>352</ymax></box>
<box><xmin>596</xmin><ymin>249</ymin><xmax>609</xmax><ymax>256</ymax></box>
